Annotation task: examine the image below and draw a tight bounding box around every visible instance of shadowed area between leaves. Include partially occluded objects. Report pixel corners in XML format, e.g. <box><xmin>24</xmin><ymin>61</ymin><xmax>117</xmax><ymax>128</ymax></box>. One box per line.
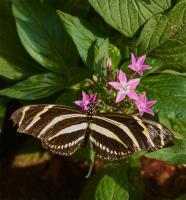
<box><xmin>0</xmin><ymin>156</ymin><xmax>87</xmax><ymax>200</ymax></box>
<box><xmin>141</xmin><ymin>157</ymin><xmax>186</xmax><ymax>200</ymax></box>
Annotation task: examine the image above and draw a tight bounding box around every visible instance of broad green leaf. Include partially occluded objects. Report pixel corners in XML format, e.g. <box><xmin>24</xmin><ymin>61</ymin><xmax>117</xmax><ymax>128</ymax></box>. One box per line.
<box><xmin>87</xmin><ymin>39</ymin><xmax>109</xmax><ymax>79</ymax></box>
<box><xmin>0</xmin><ymin>0</ymin><xmax>40</xmax><ymax>80</ymax></box>
<box><xmin>95</xmin><ymin>164</ymin><xmax>129</xmax><ymax>200</ymax></box>
<box><xmin>0</xmin><ymin>97</ymin><xmax>6</xmax><ymax>134</ymax></box>
<box><xmin>52</xmin><ymin>0</ymin><xmax>90</xmax><ymax>18</ymax></box>
<box><xmin>12</xmin><ymin>0</ymin><xmax>78</xmax><ymax>75</ymax></box>
<box><xmin>88</xmin><ymin>0</ymin><xmax>171</xmax><ymax>37</ymax></box>
<box><xmin>57</xmin><ymin>10</ymin><xmax>105</xmax><ymax>64</ymax></box>
<box><xmin>0</xmin><ymin>73</ymin><xmax>65</xmax><ymax>100</ymax></box>
<box><xmin>145</xmin><ymin>140</ymin><xmax>186</xmax><ymax>164</ymax></box>
<box><xmin>140</xmin><ymin>74</ymin><xmax>186</xmax><ymax>119</ymax></box>
<box><xmin>142</xmin><ymin>57</ymin><xmax>163</xmax><ymax>75</ymax></box>
<box><xmin>0</xmin><ymin>57</ymin><xmax>37</xmax><ymax>80</ymax></box>
<box><xmin>162</xmin><ymin>70</ymin><xmax>186</xmax><ymax>76</ymax></box>
<box><xmin>80</xmin><ymin>163</ymin><xmax>129</xmax><ymax>200</ymax></box>
<box><xmin>137</xmin><ymin>0</ymin><xmax>186</xmax><ymax>71</ymax></box>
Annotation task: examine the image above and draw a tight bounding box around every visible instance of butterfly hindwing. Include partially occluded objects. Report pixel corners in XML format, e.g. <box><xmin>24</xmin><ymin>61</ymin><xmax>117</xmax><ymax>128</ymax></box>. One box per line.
<box><xmin>42</xmin><ymin>128</ymin><xmax>86</xmax><ymax>156</ymax></box>
<box><xmin>11</xmin><ymin>104</ymin><xmax>87</xmax><ymax>156</ymax></box>
<box><xmin>89</xmin><ymin>117</ymin><xmax>134</xmax><ymax>160</ymax></box>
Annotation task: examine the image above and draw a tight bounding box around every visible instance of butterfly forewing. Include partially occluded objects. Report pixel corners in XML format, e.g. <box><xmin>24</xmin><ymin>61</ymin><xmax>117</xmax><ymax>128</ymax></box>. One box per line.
<box><xmin>142</xmin><ymin>118</ymin><xmax>173</xmax><ymax>149</ymax></box>
<box><xmin>11</xmin><ymin>104</ymin><xmax>88</xmax><ymax>156</ymax></box>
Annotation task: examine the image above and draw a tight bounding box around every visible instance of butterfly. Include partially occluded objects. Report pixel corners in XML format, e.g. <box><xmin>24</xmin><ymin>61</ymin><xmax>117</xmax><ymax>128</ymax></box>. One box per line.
<box><xmin>11</xmin><ymin>104</ymin><xmax>173</xmax><ymax>160</ymax></box>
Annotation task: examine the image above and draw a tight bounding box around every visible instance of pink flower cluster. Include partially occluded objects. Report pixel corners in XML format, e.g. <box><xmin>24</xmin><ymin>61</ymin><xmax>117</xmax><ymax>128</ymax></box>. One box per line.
<box><xmin>74</xmin><ymin>91</ymin><xmax>100</xmax><ymax>112</ymax></box>
<box><xmin>108</xmin><ymin>53</ymin><xmax>156</xmax><ymax>116</ymax></box>
<box><xmin>75</xmin><ymin>53</ymin><xmax>156</xmax><ymax>116</ymax></box>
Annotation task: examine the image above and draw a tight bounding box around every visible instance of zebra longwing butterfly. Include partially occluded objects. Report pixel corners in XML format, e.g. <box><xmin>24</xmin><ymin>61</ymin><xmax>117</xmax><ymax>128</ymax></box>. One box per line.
<box><xmin>11</xmin><ymin>104</ymin><xmax>173</xmax><ymax>160</ymax></box>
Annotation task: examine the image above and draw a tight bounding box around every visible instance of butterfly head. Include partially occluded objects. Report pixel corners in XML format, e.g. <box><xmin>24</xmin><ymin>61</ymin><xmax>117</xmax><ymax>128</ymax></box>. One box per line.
<box><xmin>87</xmin><ymin>105</ymin><xmax>96</xmax><ymax>119</ymax></box>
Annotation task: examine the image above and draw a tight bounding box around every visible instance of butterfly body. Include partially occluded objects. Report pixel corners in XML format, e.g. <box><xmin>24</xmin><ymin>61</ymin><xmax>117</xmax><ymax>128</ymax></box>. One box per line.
<box><xmin>11</xmin><ymin>104</ymin><xmax>174</xmax><ymax>160</ymax></box>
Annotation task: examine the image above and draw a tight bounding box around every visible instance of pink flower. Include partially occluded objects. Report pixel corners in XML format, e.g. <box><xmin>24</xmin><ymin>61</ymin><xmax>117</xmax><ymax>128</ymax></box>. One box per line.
<box><xmin>134</xmin><ymin>92</ymin><xmax>156</xmax><ymax>116</ymax></box>
<box><xmin>128</xmin><ymin>53</ymin><xmax>152</xmax><ymax>75</ymax></box>
<box><xmin>74</xmin><ymin>91</ymin><xmax>100</xmax><ymax>112</ymax></box>
<box><xmin>108</xmin><ymin>70</ymin><xmax>140</xmax><ymax>103</ymax></box>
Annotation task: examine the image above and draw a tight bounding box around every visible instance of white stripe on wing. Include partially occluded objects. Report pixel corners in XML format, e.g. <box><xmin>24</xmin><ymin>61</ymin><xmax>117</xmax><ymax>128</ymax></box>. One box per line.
<box><xmin>48</xmin><ymin>123</ymin><xmax>87</xmax><ymax>141</ymax></box>
<box><xmin>38</xmin><ymin>114</ymin><xmax>86</xmax><ymax>138</ymax></box>
<box><xmin>93</xmin><ymin>116</ymin><xmax>140</xmax><ymax>149</ymax></box>
<box><xmin>25</xmin><ymin>105</ymin><xmax>54</xmax><ymax>130</ymax></box>
<box><xmin>89</xmin><ymin>123</ymin><xmax>128</xmax><ymax>148</ymax></box>
<box><xmin>19</xmin><ymin>106</ymin><xmax>30</xmax><ymax>126</ymax></box>
<box><xmin>132</xmin><ymin>116</ymin><xmax>155</xmax><ymax>148</ymax></box>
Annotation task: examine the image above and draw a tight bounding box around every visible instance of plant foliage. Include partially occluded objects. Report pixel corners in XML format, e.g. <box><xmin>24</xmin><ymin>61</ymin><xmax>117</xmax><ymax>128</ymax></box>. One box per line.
<box><xmin>0</xmin><ymin>0</ymin><xmax>186</xmax><ymax>199</ymax></box>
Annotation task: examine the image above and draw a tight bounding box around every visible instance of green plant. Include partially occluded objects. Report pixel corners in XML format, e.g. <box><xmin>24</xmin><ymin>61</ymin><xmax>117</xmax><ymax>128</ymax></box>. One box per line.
<box><xmin>0</xmin><ymin>0</ymin><xmax>186</xmax><ymax>199</ymax></box>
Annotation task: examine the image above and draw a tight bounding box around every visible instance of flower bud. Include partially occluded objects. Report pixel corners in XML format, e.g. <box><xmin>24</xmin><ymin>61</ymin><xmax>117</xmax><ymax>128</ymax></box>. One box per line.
<box><xmin>106</xmin><ymin>58</ymin><xmax>112</xmax><ymax>70</ymax></box>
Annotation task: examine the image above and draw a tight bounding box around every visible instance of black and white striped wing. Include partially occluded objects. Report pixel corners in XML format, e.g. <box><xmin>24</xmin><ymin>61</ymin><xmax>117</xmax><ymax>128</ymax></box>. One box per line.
<box><xmin>89</xmin><ymin>113</ymin><xmax>173</xmax><ymax>160</ymax></box>
<box><xmin>11</xmin><ymin>105</ymin><xmax>174</xmax><ymax>160</ymax></box>
<box><xmin>11</xmin><ymin>104</ymin><xmax>88</xmax><ymax>156</ymax></box>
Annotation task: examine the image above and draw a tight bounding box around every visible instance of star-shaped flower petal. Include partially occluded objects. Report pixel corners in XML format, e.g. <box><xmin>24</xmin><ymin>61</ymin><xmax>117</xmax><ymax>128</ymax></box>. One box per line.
<box><xmin>108</xmin><ymin>70</ymin><xmax>140</xmax><ymax>103</ymax></box>
<box><xmin>74</xmin><ymin>91</ymin><xmax>100</xmax><ymax>112</ymax></box>
<box><xmin>134</xmin><ymin>92</ymin><xmax>156</xmax><ymax>116</ymax></box>
<box><xmin>128</xmin><ymin>53</ymin><xmax>152</xmax><ymax>75</ymax></box>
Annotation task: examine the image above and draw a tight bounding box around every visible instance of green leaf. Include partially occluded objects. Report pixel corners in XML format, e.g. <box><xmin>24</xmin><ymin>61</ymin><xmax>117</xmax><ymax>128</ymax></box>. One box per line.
<box><xmin>145</xmin><ymin>140</ymin><xmax>186</xmax><ymax>164</ymax></box>
<box><xmin>80</xmin><ymin>163</ymin><xmax>129</xmax><ymax>200</ymax></box>
<box><xmin>70</xmin><ymin>144</ymin><xmax>91</xmax><ymax>161</ymax></box>
<box><xmin>57</xmin><ymin>10</ymin><xmax>105</xmax><ymax>64</ymax></box>
<box><xmin>68</xmin><ymin>67</ymin><xmax>89</xmax><ymax>86</ymax></box>
<box><xmin>95</xmin><ymin>164</ymin><xmax>129</xmax><ymax>200</ymax></box>
<box><xmin>88</xmin><ymin>0</ymin><xmax>171</xmax><ymax>37</ymax></box>
<box><xmin>109</xmin><ymin>44</ymin><xmax>121</xmax><ymax>69</ymax></box>
<box><xmin>12</xmin><ymin>0</ymin><xmax>77</xmax><ymax>75</ymax></box>
<box><xmin>0</xmin><ymin>0</ymin><xmax>40</xmax><ymax>80</ymax></box>
<box><xmin>112</xmin><ymin>34</ymin><xmax>131</xmax><ymax>61</ymax></box>
<box><xmin>0</xmin><ymin>73</ymin><xmax>65</xmax><ymax>100</ymax></box>
<box><xmin>140</xmin><ymin>74</ymin><xmax>186</xmax><ymax>119</ymax></box>
<box><xmin>0</xmin><ymin>97</ymin><xmax>6</xmax><ymax>134</ymax></box>
<box><xmin>142</xmin><ymin>57</ymin><xmax>163</xmax><ymax>75</ymax></box>
<box><xmin>87</xmin><ymin>39</ymin><xmax>109</xmax><ymax>79</ymax></box>
<box><xmin>137</xmin><ymin>0</ymin><xmax>186</xmax><ymax>71</ymax></box>
<box><xmin>162</xmin><ymin>70</ymin><xmax>186</xmax><ymax>76</ymax></box>
<box><xmin>55</xmin><ymin>89</ymin><xmax>81</xmax><ymax>107</ymax></box>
